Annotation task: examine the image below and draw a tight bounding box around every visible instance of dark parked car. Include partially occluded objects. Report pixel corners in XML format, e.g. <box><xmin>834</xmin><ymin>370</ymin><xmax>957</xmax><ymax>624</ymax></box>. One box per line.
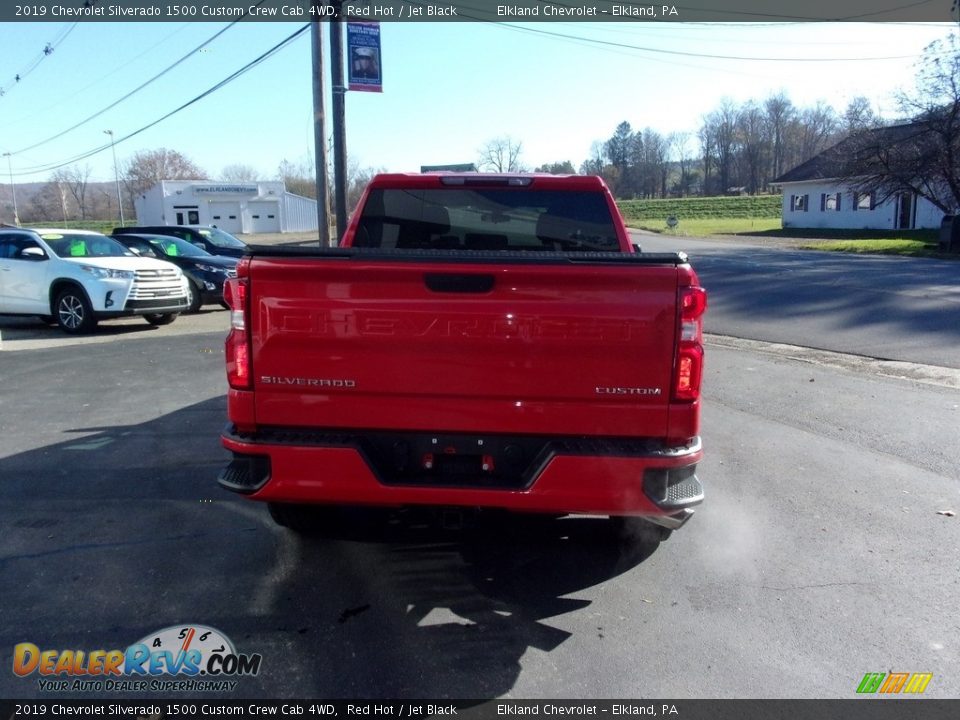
<box><xmin>113</xmin><ymin>225</ymin><xmax>247</xmax><ymax>258</ymax></box>
<box><xmin>111</xmin><ymin>233</ymin><xmax>237</xmax><ymax>312</ymax></box>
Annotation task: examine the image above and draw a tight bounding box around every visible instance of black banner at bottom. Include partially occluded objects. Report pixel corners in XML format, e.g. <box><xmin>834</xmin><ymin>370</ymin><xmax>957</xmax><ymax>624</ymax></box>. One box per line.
<box><xmin>1</xmin><ymin>700</ymin><xmax>958</xmax><ymax>720</ymax></box>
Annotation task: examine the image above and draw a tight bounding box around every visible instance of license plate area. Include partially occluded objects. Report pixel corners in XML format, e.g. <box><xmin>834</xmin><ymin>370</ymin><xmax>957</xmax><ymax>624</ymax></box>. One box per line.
<box><xmin>362</xmin><ymin>433</ymin><xmax>550</xmax><ymax>489</ymax></box>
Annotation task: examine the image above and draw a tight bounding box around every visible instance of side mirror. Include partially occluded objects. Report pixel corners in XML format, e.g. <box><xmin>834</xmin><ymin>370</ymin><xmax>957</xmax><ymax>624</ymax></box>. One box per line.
<box><xmin>20</xmin><ymin>247</ymin><xmax>48</xmax><ymax>261</ymax></box>
<box><xmin>632</xmin><ymin>242</ymin><xmax>642</xmax><ymax>253</ymax></box>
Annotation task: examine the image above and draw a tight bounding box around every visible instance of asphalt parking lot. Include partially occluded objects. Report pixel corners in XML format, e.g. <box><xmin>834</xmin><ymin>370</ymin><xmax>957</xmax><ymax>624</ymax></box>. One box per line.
<box><xmin>1</xmin><ymin>235</ymin><xmax>957</xmax><ymax>701</ymax></box>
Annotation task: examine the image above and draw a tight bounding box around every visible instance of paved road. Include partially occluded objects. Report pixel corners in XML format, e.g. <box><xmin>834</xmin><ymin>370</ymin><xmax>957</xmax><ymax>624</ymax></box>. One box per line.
<box><xmin>1</xmin><ymin>316</ymin><xmax>957</xmax><ymax>699</ymax></box>
<box><xmin>634</xmin><ymin>233</ymin><xmax>960</xmax><ymax>369</ymax></box>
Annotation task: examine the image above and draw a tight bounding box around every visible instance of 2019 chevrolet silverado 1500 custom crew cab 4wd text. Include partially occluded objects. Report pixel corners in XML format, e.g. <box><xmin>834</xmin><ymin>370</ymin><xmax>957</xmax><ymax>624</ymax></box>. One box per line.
<box><xmin>218</xmin><ymin>174</ymin><xmax>707</xmax><ymax>540</ymax></box>
<box><xmin>0</xmin><ymin>228</ymin><xmax>190</xmax><ymax>333</ymax></box>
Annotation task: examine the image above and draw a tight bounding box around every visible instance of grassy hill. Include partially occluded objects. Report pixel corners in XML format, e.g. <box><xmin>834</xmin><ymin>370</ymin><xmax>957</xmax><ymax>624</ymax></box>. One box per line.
<box><xmin>617</xmin><ymin>195</ymin><xmax>782</xmax><ymax>223</ymax></box>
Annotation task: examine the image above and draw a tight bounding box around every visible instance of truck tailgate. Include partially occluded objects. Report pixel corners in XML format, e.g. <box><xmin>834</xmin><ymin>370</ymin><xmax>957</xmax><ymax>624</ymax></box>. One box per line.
<box><xmin>249</xmin><ymin>255</ymin><xmax>679</xmax><ymax>438</ymax></box>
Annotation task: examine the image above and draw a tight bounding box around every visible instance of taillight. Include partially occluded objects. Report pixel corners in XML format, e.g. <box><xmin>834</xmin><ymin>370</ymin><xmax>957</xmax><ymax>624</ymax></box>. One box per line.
<box><xmin>224</xmin><ymin>275</ymin><xmax>251</xmax><ymax>390</ymax></box>
<box><xmin>673</xmin><ymin>286</ymin><xmax>707</xmax><ymax>401</ymax></box>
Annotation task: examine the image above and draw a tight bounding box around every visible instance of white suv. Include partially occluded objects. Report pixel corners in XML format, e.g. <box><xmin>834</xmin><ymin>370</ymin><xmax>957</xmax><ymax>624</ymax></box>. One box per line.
<box><xmin>0</xmin><ymin>228</ymin><xmax>190</xmax><ymax>334</ymax></box>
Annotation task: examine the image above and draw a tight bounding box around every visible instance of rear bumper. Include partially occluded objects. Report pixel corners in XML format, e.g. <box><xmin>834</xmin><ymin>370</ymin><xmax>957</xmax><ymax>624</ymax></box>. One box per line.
<box><xmin>219</xmin><ymin>428</ymin><xmax>703</xmax><ymax>523</ymax></box>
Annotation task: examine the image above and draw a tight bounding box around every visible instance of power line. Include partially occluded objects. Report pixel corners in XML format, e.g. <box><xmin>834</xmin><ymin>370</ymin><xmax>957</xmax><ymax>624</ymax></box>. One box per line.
<box><xmin>397</xmin><ymin>0</ymin><xmax>940</xmax><ymax>61</ymax></box>
<box><xmin>490</xmin><ymin>22</ymin><xmax>931</xmax><ymax>62</ymax></box>
<box><xmin>12</xmin><ymin>24</ymin><xmax>311</xmax><ymax>178</ymax></box>
<box><xmin>0</xmin><ymin>23</ymin><xmax>78</xmax><ymax>98</ymax></box>
<box><xmin>0</xmin><ymin>23</ymin><xmax>193</xmax><ymax>131</ymax></box>
<box><xmin>7</xmin><ymin>17</ymin><xmax>258</xmax><ymax>157</ymax></box>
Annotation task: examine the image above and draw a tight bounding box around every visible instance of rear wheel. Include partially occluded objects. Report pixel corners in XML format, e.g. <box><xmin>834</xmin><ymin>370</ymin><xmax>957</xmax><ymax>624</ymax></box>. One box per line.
<box><xmin>55</xmin><ymin>288</ymin><xmax>97</xmax><ymax>334</ymax></box>
<box><xmin>611</xmin><ymin>516</ymin><xmax>672</xmax><ymax>543</ymax></box>
<box><xmin>267</xmin><ymin>503</ymin><xmax>387</xmax><ymax>538</ymax></box>
<box><xmin>143</xmin><ymin>313</ymin><xmax>177</xmax><ymax>326</ymax></box>
<box><xmin>268</xmin><ymin>503</ymin><xmax>328</xmax><ymax>535</ymax></box>
<box><xmin>609</xmin><ymin>516</ymin><xmax>671</xmax><ymax>564</ymax></box>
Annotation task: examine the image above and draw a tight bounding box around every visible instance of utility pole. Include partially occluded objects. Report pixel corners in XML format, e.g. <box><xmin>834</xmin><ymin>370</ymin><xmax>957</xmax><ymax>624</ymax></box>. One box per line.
<box><xmin>3</xmin><ymin>152</ymin><xmax>20</xmax><ymax>227</ymax></box>
<box><xmin>330</xmin><ymin>1</ymin><xmax>348</xmax><ymax>240</ymax></box>
<box><xmin>311</xmin><ymin>8</ymin><xmax>332</xmax><ymax>247</ymax></box>
<box><xmin>103</xmin><ymin>130</ymin><xmax>124</xmax><ymax>226</ymax></box>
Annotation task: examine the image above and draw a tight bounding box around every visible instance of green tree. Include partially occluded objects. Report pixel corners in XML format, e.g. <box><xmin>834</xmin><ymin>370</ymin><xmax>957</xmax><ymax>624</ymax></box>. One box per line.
<box><xmin>534</xmin><ymin>161</ymin><xmax>576</xmax><ymax>174</ymax></box>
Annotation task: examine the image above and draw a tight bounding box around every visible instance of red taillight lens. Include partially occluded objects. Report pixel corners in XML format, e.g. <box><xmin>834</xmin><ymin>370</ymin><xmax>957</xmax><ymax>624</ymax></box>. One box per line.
<box><xmin>674</xmin><ymin>345</ymin><xmax>704</xmax><ymax>401</ymax></box>
<box><xmin>674</xmin><ymin>286</ymin><xmax>707</xmax><ymax>402</ymax></box>
<box><xmin>681</xmin><ymin>287</ymin><xmax>707</xmax><ymax>320</ymax></box>
<box><xmin>224</xmin><ymin>277</ymin><xmax>251</xmax><ymax>390</ymax></box>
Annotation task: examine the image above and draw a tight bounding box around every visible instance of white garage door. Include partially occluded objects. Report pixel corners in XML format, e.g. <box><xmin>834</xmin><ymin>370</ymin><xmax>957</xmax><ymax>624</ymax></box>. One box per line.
<box><xmin>246</xmin><ymin>201</ymin><xmax>281</xmax><ymax>233</ymax></box>
<box><xmin>208</xmin><ymin>202</ymin><xmax>243</xmax><ymax>234</ymax></box>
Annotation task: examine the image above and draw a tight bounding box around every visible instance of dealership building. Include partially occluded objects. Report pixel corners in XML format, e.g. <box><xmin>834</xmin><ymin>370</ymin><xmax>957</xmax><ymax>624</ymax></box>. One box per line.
<box><xmin>133</xmin><ymin>180</ymin><xmax>319</xmax><ymax>234</ymax></box>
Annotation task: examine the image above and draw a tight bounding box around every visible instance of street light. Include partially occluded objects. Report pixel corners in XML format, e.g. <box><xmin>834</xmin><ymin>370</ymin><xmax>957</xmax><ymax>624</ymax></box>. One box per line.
<box><xmin>103</xmin><ymin>130</ymin><xmax>124</xmax><ymax>226</ymax></box>
<box><xmin>2</xmin><ymin>151</ymin><xmax>20</xmax><ymax>227</ymax></box>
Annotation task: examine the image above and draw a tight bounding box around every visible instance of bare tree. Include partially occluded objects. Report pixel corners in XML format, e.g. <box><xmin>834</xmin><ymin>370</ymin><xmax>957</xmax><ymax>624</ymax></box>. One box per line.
<box><xmin>26</xmin><ymin>182</ymin><xmax>66</xmax><ymax>223</ymax></box>
<box><xmin>842</xmin><ymin>96</ymin><xmax>880</xmax><ymax>136</ymax></box>
<box><xmin>221</xmin><ymin>164</ymin><xmax>260</xmax><ymax>182</ymax></box>
<box><xmin>667</xmin><ymin>131</ymin><xmax>694</xmax><ymax>196</ymax></box>
<box><xmin>711</xmin><ymin>99</ymin><xmax>739</xmax><ymax>193</ymax></box>
<box><xmin>122</xmin><ymin>149</ymin><xmax>207</xmax><ymax>211</ymax></box>
<box><xmin>53</xmin><ymin>164</ymin><xmax>92</xmax><ymax>220</ymax></box>
<box><xmin>698</xmin><ymin>121</ymin><xmax>716</xmax><ymax>196</ymax></box>
<box><xmin>793</xmin><ymin>101</ymin><xmax>840</xmax><ymax>164</ymax></box>
<box><xmin>478</xmin><ymin>136</ymin><xmax>525</xmax><ymax>173</ymax></box>
<box><xmin>840</xmin><ymin>35</ymin><xmax>960</xmax><ymax>213</ymax></box>
<box><xmin>764</xmin><ymin>92</ymin><xmax>795</xmax><ymax>182</ymax></box>
<box><xmin>277</xmin><ymin>158</ymin><xmax>316</xmax><ymax>198</ymax></box>
<box><xmin>737</xmin><ymin>102</ymin><xmax>768</xmax><ymax>193</ymax></box>
<box><xmin>346</xmin><ymin>160</ymin><xmax>385</xmax><ymax>212</ymax></box>
<box><xmin>90</xmin><ymin>187</ymin><xmax>115</xmax><ymax>221</ymax></box>
<box><xmin>579</xmin><ymin>141</ymin><xmax>606</xmax><ymax>176</ymax></box>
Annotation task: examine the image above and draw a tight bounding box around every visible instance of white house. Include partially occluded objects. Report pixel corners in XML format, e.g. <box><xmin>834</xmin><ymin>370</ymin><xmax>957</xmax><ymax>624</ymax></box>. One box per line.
<box><xmin>134</xmin><ymin>180</ymin><xmax>318</xmax><ymax>234</ymax></box>
<box><xmin>774</xmin><ymin>123</ymin><xmax>946</xmax><ymax>231</ymax></box>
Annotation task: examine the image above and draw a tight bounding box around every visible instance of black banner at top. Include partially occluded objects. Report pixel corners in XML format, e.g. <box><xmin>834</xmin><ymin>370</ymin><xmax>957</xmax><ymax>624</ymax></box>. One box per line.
<box><xmin>1</xmin><ymin>0</ymin><xmax>956</xmax><ymax>23</ymax></box>
<box><xmin>1</xmin><ymin>699</ymin><xmax>960</xmax><ymax>719</ymax></box>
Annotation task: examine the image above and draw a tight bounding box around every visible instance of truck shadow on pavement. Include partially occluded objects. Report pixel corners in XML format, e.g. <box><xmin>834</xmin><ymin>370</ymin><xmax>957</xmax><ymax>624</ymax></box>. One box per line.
<box><xmin>0</xmin><ymin>397</ymin><xmax>661</xmax><ymax>700</ymax></box>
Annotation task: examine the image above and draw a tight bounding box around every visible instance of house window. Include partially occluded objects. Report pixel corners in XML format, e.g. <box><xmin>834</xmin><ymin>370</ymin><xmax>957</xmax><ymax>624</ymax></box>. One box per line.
<box><xmin>791</xmin><ymin>194</ymin><xmax>809</xmax><ymax>212</ymax></box>
<box><xmin>853</xmin><ymin>192</ymin><xmax>875</xmax><ymax>211</ymax></box>
<box><xmin>821</xmin><ymin>193</ymin><xmax>840</xmax><ymax>211</ymax></box>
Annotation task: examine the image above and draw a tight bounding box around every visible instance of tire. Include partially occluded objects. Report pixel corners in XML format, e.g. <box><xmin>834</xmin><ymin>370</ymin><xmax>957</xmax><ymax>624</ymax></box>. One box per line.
<box><xmin>55</xmin><ymin>288</ymin><xmax>97</xmax><ymax>334</ymax></box>
<box><xmin>268</xmin><ymin>503</ymin><xmax>325</xmax><ymax>535</ymax></box>
<box><xmin>611</xmin><ymin>516</ymin><xmax>672</xmax><ymax>543</ymax></box>
<box><xmin>267</xmin><ymin>503</ymin><xmax>385</xmax><ymax>538</ymax></box>
<box><xmin>185</xmin><ymin>280</ymin><xmax>202</xmax><ymax>313</ymax></box>
<box><xmin>609</xmin><ymin>516</ymin><xmax>671</xmax><ymax>564</ymax></box>
<box><xmin>143</xmin><ymin>313</ymin><xmax>178</xmax><ymax>326</ymax></box>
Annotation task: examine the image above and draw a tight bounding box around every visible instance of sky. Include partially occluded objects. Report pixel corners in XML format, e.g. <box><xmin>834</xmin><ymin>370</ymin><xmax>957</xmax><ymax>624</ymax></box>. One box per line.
<box><xmin>0</xmin><ymin>18</ymin><xmax>956</xmax><ymax>186</ymax></box>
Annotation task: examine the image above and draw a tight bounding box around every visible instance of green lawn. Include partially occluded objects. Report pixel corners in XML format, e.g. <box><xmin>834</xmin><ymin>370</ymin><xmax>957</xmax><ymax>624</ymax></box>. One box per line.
<box><xmin>798</xmin><ymin>238</ymin><xmax>942</xmax><ymax>257</ymax></box>
<box><xmin>630</xmin><ymin>217</ymin><xmax>783</xmax><ymax>235</ymax></box>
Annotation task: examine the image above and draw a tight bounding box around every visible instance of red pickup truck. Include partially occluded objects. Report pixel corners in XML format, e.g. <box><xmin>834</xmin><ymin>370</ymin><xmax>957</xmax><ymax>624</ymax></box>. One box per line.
<box><xmin>218</xmin><ymin>174</ymin><xmax>706</xmax><ymax>541</ymax></box>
